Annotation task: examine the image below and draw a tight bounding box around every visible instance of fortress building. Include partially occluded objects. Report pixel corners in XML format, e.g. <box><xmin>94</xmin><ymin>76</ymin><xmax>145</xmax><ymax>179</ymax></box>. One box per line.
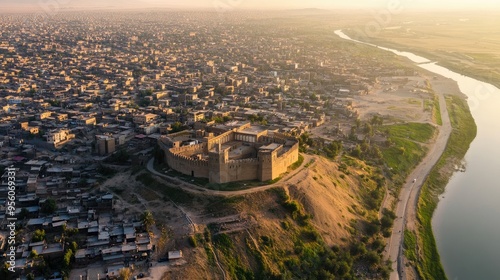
<box><xmin>158</xmin><ymin>122</ymin><xmax>299</xmax><ymax>184</ymax></box>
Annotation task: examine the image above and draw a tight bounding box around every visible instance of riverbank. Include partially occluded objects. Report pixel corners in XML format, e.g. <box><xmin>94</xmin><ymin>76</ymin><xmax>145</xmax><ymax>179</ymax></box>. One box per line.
<box><xmin>407</xmin><ymin>95</ymin><xmax>476</xmax><ymax>279</ymax></box>
<box><xmin>335</xmin><ymin>30</ymin><xmax>480</xmax><ymax>280</ymax></box>
<box><xmin>342</xmin><ymin>24</ymin><xmax>500</xmax><ymax>91</ymax></box>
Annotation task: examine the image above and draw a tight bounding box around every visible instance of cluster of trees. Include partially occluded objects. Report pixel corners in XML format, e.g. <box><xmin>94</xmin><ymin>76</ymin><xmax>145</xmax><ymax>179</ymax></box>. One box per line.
<box><xmin>351</xmin><ymin>142</ymin><xmax>383</xmax><ymax>161</ymax></box>
<box><xmin>323</xmin><ymin>141</ymin><xmax>342</xmax><ymax>159</ymax></box>
<box><xmin>212</xmin><ymin>115</ymin><xmax>232</xmax><ymax>124</ymax></box>
<box><xmin>299</xmin><ymin>133</ymin><xmax>343</xmax><ymax>159</ymax></box>
<box><xmin>248</xmin><ymin>114</ymin><xmax>267</xmax><ymax>125</ymax></box>
<box><xmin>298</xmin><ymin>132</ymin><xmax>314</xmax><ymax>152</ymax></box>
<box><xmin>41</xmin><ymin>198</ymin><xmax>57</xmax><ymax>214</ymax></box>
<box><xmin>170</xmin><ymin>121</ymin><xmax>187</xmax><ymax>133</ymax></box>
<box><xmin>32</xmin><ymin>229</ymin><xmax>46</xmax><ymax>242</ymax></box>
<box><xmin>141</xmin><ymin>210</ymin><xmax>155</xmax><ymax>232</ymax></box>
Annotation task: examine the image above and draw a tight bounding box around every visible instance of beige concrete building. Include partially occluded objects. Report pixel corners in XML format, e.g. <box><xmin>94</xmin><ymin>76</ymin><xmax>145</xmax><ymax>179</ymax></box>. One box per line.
<box><xmin>45</xmin><ymin>129</ymin><xmax>75</xmax><ymax>147</ymax></box>
<box><xmin>38</xmin><ymin>111</ymin><xmax>52</xmax><ymax>120</ymax></box>
<box><xmin>133</xmin><ymin>113</ymin><xmax>158</xmax><ymax>125</ymax></box>
<box><xmin>96</xmin><ymin>135</ymin><xmax>116</xmax><ymax>155</ymax></box>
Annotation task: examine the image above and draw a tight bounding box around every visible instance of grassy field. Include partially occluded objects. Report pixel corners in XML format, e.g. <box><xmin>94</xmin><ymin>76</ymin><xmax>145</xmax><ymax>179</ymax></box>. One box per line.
<box><xmin>344</xmin><ymin>11</ymin><xmax>500</xmax><ymax>89</ymax></box>
<box><xmin>383</xmin><ymin>123</ymin><xmax>436</xmax><ymax>143</ymax></box>
<box><xmin>403</xmin><ymin>229</ymin><xmax>418</xmax><ymax>263</ymax></box>
<box><xmin>380</xmin><ymin>122</ymin><xmax>436</xmax><ymax>176</ymax></box>
<box><xmin>414</xmin><ymin>95</ymin><xmax>477</xmax><ymax>280</ymax></box>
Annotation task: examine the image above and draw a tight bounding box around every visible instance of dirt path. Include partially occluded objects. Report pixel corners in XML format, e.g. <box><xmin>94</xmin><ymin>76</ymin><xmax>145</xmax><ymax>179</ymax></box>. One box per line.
<box><xmin>385</xmin><ymin>78</ymin><xmax>453</xmax><ymax>280</ymax></box>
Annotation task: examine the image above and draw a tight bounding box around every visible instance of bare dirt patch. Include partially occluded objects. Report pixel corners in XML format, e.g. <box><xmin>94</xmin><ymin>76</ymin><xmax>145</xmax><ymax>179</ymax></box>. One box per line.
<box><xmin>353</xmin><ymin>76</ymin><xmax>434</xmax><ymax>123</ymax></box>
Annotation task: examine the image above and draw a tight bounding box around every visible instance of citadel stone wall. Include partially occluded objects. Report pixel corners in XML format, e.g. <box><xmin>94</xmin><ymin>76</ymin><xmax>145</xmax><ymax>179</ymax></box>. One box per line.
<box><xmin>160</xmin><ymin>141</ymin><xmax>209</xmax><ymax>178</ymax></box>
<box><xmin>210</xmin><ymin>158</ymin><xmax>260</xmax><ymax>184</ymax></box>
<box><xmin>207</xmin><ymin>131</ymin><xmax>235</xmax><ymax>151</ymax></box>
<box><xmin>158</xmin><ymin>129</ymin><xmax>300</xmax><ymax>184</ymax></box>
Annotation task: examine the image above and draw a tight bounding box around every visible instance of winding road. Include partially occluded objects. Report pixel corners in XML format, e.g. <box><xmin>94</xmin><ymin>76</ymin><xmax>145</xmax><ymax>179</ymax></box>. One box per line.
<box><xmin>385</xmin><ymin>90</ymin><xmax>452</xmax><ymax>280</ymax></box>
<box><xmin>147</xmin><ymin>87</ymin><xmax>452</xmax><ymax>280</ymax></box>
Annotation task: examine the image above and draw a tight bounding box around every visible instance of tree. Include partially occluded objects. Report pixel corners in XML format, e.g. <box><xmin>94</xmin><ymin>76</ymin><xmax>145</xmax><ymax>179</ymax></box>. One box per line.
<box><xmin>365</xmin><ymin>220</ymin><xmax>381</xmax><ymax>236</ymax></box>
<box><xmin>170</xmin><ymin>122</ymin><xmax>185</xmax><ymax>133</ymax></box>
<box><xmin>370</xmin><ymin>115</ymin><xmax>383</xmax><ymax>126</ymax></box>
<box><xmin>119</xmin><ymin>268</ymin><xmax>132</xmax><ymax>280</ymax></box>
<box><xmin>141</xmin><ymin>210</ymin><xmax>155</xmax><ymax>231</ymax></box>
<box><xmin>29</xmin><ymin>250</ymin><xmax>38</xmax><ymax>258</ymax></box>
<box><xmin>188</xmin><ymin>235</ymin><xmax>197</xmax><ymax>247</ymax></box>
<box><xmin>380</xmin><ymin>215</ymin><xmax>394</xmax><ymax>230</ymax></box>
<box><xmin>63</xmin><ymin>249</ymin><xmax>73</xmax><ymax>268</ymax></box>
<box><xmin>157</xmin><ymin>227</ymin><xmax>169</xmax><ymax>256</ymax></box>
<box><xmin>41</xmin><ymin>198</ymin><xmax>57</xmax><ymax>214</ymax></box>
<box><xmin>336</xmin><ymin>260</ymin><xmax>351</xmax><ymax>277</ymax></box>
<box><xmin>371</xmin><ymin>239</ymin><xmax>385</xmax><ymax>252</ymax></box>
<box><xmin>372</xmin><ymin>146</ymin><xmax>383</xmax><ymax>159</ymax></box>
<box><xmin>350</xmin><ymin>242</ymin><xmax>367</xmax><ymax>256</ymax></box>
<box><xmin>70</xmin><ymin>241</ymin><xmax>78</xmax><ymax>252</ymax></box>
<box><xmin>351</xmin><ymin>145</ymin><xmax>362</xmax><ymax>158</ymax></box>
<box><xmin>363</xmin><ymin>123</ymin><xmax>373</xmax><ymax>137</ymax></box>
<box><xmin>365</xmin><ymin>251</ymin><xmax>381</xmax><ymax>266</ymax></box>
<box><xmin>32</xmin><ymin>229</ymin><xmax>45</xmax><ymax>242</ymax></box>
<box><xmin>324</xmin><ymin>141</ymin><xmax>342</xmax><ymax>159</ymax></box>
<box><xmin>213</xmin><ymin>116</ymin><xmax>224</xmax><ymax>123</ymax></box>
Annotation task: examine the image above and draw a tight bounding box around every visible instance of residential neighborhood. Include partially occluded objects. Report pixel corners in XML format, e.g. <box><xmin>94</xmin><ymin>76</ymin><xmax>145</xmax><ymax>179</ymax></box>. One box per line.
<box><xmin>0</xmin><ymin>10</ymin><xmax>424</xmax><ymax>280</ymax></box>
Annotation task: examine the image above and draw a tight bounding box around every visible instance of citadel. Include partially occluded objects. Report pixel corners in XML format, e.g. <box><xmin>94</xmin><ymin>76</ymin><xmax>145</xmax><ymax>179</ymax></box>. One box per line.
<box><xmin>159</xmin><ymin>122</ymin><xmax>299</xmax><ymax>184</ymax></box>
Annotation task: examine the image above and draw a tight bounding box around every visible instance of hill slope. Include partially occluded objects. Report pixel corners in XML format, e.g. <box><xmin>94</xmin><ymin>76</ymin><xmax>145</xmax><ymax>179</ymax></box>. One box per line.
<box><xmin>165</xmin><ymin>155</ymin><xmax>390</xmax><ymax>279</ymax></box>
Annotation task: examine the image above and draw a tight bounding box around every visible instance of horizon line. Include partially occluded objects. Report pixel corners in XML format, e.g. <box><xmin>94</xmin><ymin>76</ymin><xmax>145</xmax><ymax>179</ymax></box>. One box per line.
<box><xmin>2</xmin><ymin>6</ymin><xmax>500</xmax><ymax>14</ymax></box>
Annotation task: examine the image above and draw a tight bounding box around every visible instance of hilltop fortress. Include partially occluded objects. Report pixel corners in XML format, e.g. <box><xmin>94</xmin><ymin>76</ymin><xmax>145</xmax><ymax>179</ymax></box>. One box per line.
<box><xmin>158</xmin><ymin>122</ymin><xmax>299</xmax><ymax>184</ymax></box>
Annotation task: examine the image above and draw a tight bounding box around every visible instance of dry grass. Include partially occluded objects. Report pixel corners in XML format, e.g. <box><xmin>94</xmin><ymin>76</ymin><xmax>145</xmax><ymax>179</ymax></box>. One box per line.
<box><xmin>347</xmin><ymin>11</ymin><xmax>500</xmax><ymax>87</ymax></box>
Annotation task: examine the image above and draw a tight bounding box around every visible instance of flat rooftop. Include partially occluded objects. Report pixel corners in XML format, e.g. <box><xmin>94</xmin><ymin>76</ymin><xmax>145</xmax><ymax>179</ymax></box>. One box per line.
<box><xmin>227</xmin><ymin>145</ymin><xmax>255</xmax><ymax>159</ymax></box>
<box><xmin>240</xmin><ymin>125</ymin><xmax>267</xmax><ymax>135</ymax></box>
<box><xmin>259</xmin><ymin>143</ymin><xmax>281</xmax><ymax>151</ymax></box>
<box><xmin>168</xmin><ymin>132</ymin><xmax>199</xmax><ymax>143</ymax></box>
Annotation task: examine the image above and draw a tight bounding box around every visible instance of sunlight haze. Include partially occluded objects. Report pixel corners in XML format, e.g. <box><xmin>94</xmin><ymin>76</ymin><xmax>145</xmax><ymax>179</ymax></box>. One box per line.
<box><xmin>2</xmin><ymin>0</ymin><xmax>499</xmax><ymax>12</ymax></box>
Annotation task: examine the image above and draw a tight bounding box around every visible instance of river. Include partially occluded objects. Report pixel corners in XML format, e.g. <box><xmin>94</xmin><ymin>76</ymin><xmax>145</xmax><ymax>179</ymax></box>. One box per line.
<box><xmin>335</xmin><ymin>29</ymin><xmax>500</xmax><ymax>279</ymax></box>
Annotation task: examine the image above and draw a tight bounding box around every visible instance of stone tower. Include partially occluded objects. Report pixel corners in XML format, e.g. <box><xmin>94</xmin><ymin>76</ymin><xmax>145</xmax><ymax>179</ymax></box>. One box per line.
<box><xmin>208</xmin><ymin>143</ymin><xmax>229</xmax><ymax>183</ymax></box>
<box><xmin>258</xmin><ymin>149</ymin><xmax>274</xmax><ymax>181</ymax></box>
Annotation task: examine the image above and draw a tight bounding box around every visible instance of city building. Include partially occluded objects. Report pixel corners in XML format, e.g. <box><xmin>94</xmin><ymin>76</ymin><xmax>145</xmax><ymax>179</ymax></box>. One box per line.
<box><xmin>45</xmin><ymin>129</ymin><xmax>75</xmax><ymax>147</ymax></box>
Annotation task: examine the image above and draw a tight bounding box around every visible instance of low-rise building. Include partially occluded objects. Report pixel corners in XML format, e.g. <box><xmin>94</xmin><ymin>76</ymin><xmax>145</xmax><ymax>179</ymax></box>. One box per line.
<box><xmin>45</xmin><ymin>129</ymin><xmax>75</xmax><ymax>147</ymax></box>
<box><xmin>133</xmin><ymin>113</ymin><xmax>158</xmax><ymax>125</ymax></box>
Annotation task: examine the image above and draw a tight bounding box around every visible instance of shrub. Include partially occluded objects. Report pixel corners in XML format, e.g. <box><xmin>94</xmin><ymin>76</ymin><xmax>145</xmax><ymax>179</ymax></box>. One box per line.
<box><xmin>188</xmin><ymin>235</ymin><xmax>197</xmax><ymax>247</ymax></box>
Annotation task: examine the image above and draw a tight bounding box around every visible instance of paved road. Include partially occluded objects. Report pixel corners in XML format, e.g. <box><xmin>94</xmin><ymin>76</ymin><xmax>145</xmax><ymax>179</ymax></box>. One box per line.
<box><xmin>386</xmin><ymin>92</ymin><xmax>452</xmax><ymax>280</ymax></box>
<box><xmin>146</xmin><ymin>154</ymin><xmax>314</xmax><ymax>197</ymax></box>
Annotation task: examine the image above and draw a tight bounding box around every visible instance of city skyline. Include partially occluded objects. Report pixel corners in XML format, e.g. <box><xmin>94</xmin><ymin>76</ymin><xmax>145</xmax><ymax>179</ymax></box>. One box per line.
<box><xmin>2</xmin><ymin>0</ymin><xmax>500</xmax><ymax>12</ymax></box>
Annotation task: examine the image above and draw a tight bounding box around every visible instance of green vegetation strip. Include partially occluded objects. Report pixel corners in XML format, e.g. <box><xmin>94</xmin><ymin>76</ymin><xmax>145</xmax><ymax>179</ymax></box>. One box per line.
<box><xmin>403</xmin><ymin>230</ymin><xmax>417</xmax><ymax>263</ymax></box>
<box><xmin>383</xmin><ymin>123</ymin><xmax>436</xmax><ymax>143</ymax></box>
<box><xmin>381</xmin><ymin>123</ymin><xmax>435</xmax><ymax>176</ymax></box>
<box><xmin>433</xmin><ymin>94</ymin><xmax>443</xmax><ymax>126</ymax></box>
<box><xmin>414</xmin><ymin>95</ymin><xmax>477</xmax><ymax>280</ymax></box>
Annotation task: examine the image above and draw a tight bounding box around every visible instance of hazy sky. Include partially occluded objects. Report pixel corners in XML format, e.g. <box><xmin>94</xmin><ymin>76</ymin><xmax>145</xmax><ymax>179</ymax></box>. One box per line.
<box><xmin>2</xmin><ymin>0</ymin><xmax>500</xmax><ymax>12</ymax></box>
